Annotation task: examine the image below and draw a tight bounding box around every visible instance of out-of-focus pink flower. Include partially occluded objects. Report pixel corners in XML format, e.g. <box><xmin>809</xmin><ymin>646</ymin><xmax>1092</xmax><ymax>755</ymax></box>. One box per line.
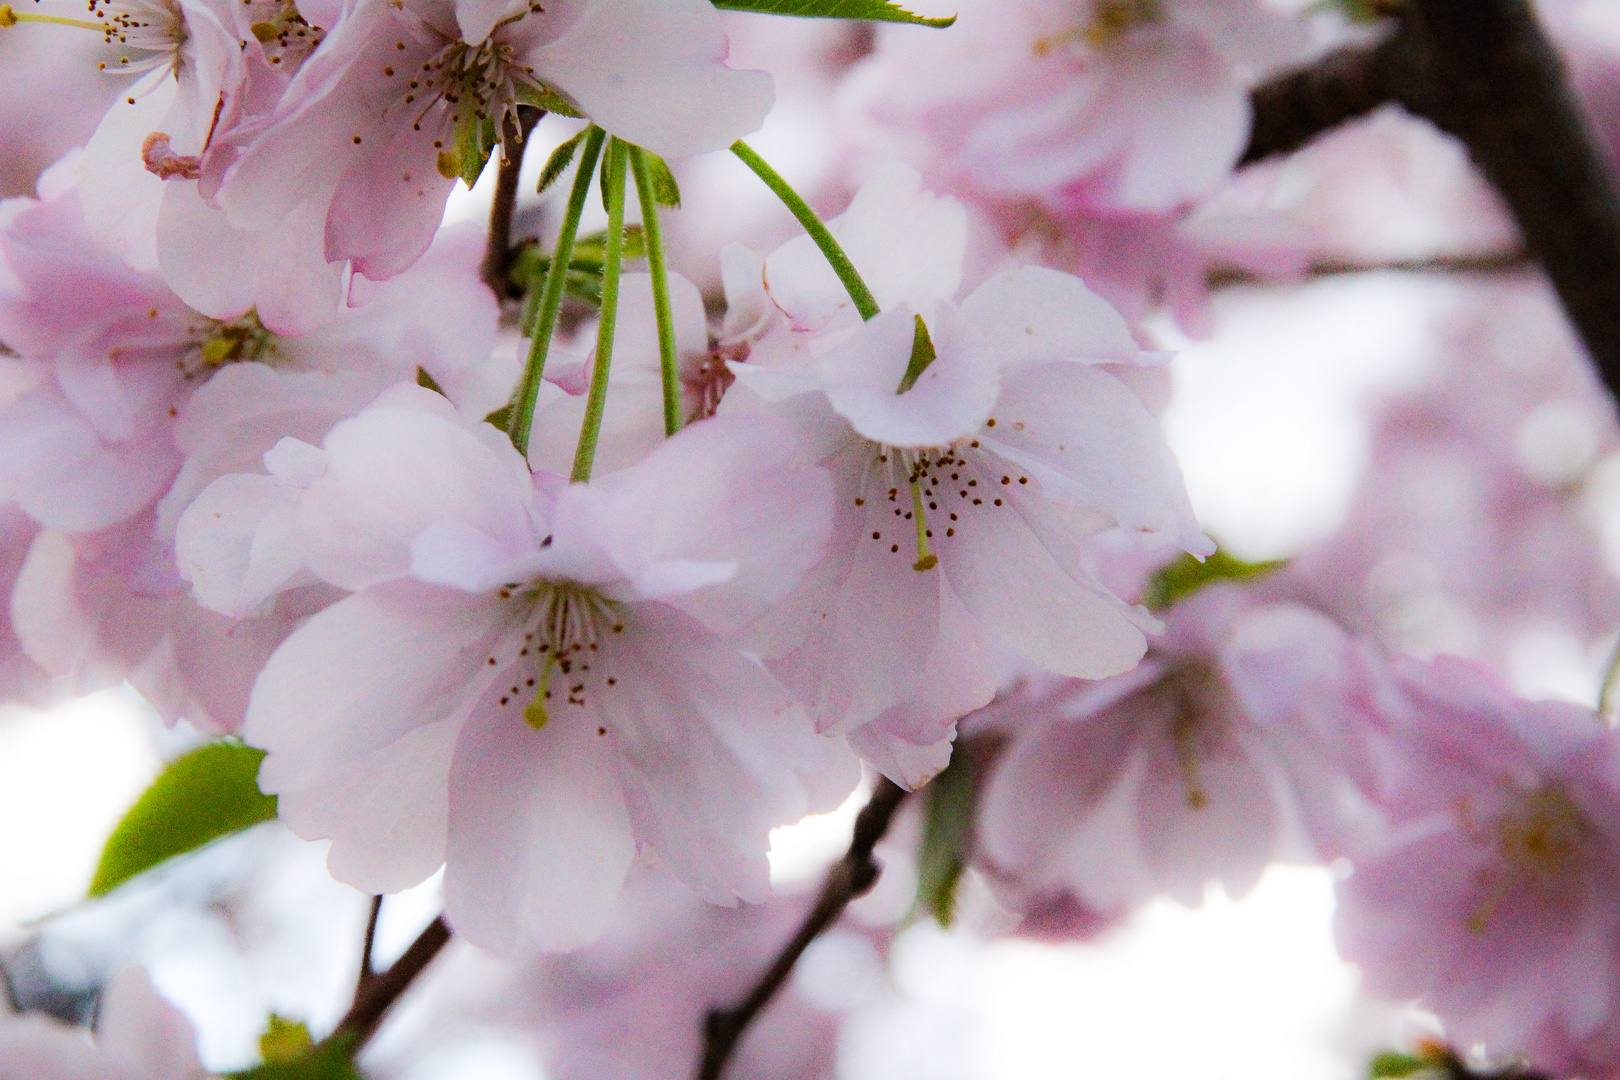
<box><xmin>978</xmin><ymin>585</ymin><xmax>1396</xmax><ymax>913</ymax></box>
<box><xmin>241</xmin><ymin>388</ymin><xmax>849</xmax><ymax>952</ymax></box>
<box><xmin>0</xmin><ymin>967</ymin><xmax>208</xmax><ymax>1080</ymax></box>
<box><xmin>1281</xmin><ymin>278</ymin><xmax>1620</xmax><ymax>672</ymax></box>
<box><xmin>1335</xmin><ymin>654</ymin><xmax>1620</xmax><ymax>1077</ymax></box>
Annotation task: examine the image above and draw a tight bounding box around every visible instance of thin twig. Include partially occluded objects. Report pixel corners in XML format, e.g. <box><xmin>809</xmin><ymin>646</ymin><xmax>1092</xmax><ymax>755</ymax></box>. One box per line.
<box><xmin>696</xmin><ymin>778</ymin><xmax>909</xmax><ymax>1080</ymax></box>
<box><xmin>332</xmin><ymin>915</ymin><xmax>450</xmax><ymax>1049</ymax></box>
<box><xmin>1205</xmin><ymin>249</ymin><xmax>1532</xmax><ymax>289</ymax></box>
<box><xmin>354</xmin><ymin>895</ymin><xmax>383</xmax><ymax>1001</ymax></box>
<box><xmin>481</xmin><ymin>106</ymin><xmax>544</xmax><ymax>299</ymax></box>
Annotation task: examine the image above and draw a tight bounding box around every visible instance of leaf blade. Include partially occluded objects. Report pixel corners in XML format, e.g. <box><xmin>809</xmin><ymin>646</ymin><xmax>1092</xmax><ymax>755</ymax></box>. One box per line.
<box><xmin>89</xmin><ymin>741</ymin><xmax>278</xmax><ymax>897</ymax></box>
<box><xmin>710</xmin><ymin>0</ymin><xmax>954</xmax><ymax>25</ymax></box>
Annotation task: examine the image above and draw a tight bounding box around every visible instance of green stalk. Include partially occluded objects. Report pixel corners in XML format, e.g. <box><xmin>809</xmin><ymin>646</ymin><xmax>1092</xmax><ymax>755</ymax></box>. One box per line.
<box><xmin>505</xmin><ymin>125</ymin><xmax>606</xmax><ymax>457</ymax></box>
<box><xmin>628</xmin><ymin>146</ymin><xmax>683</xmax><ymax>436</ymax></box>
<box><xmin>570</xmin><ymin>138</ymin><xmax>630</xmax><ymax>483</ymax></box>
<box><xmin>730</xmin><ymin>140</ymin><xmax>880</xmax><ymax>322</ymax></box>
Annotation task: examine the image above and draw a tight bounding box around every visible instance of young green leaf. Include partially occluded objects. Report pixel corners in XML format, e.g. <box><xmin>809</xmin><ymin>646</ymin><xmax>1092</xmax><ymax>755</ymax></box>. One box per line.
<box><xmin>1142</xmin><ymin>548</ymin><xmax>1286</xmax><ymax>612</ymax></box>
<box><xmin>1367</xmin><ymin>1052</ymin><xmax>1432</xmax><ymax>1079</ymax></box>
<box><xmin>453</xmin><ymin>113</ymin><xmax>497</xmax><ymax>187</ymax></box>
<box><xmin>415</xmin><ymin>366</ymin><xmax>446</xmax><ymax>396</ymax></box>
<box><xmin>711</xmin><ymin>0</ymin><xmax>954</xmax><ymax>24</ymax></box>
<box><xmin>896</xmin><ymin>314</ymin><xmax>936</xmax><ymax>393</ymax></box>
<box><xmin>914</xmin><ymin>742</ymin><xmax>993</xmax><ymax>927</ymax></box>
<box><xmin>513</xmin><ymin>80</ymin><xmax>584</xmax><ymax>118</ymax></box>
<box><xmin>537</xmin><ymin>129</ymin><xmax>586</xmax><ymax>195</ymax></box>
<box><xmin>259</xmin><ymin>1016</ymin><xmax>314</xmax><ymax>1065</ymax></box>
<box><xmin>89</xmin><ymin>741</ymin><xmax>278</xmax><ymax>897</ymax></box>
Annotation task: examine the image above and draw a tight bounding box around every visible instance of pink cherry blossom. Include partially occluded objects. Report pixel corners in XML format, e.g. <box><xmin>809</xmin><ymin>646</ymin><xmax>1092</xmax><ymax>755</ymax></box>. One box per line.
<box><xmin>724</xmin><ymin>167</ymin><xmax>1209</xmax><ymax>787</ymax></box>
<box><xmin>0</xmin><ymin>968</ymin><xmax>208</xmax><ymax>1080</ymax></box>
<box><xmin>213</xmin><ymin>0</ymin><xmax>773</xmax><ymax>284</ymax></box>
<box><xmin>978</xmin><ymin>585</ymin><xmax>1397</xmax><ymax>913</ymax></box>
<box><xmin>241</xmin><ymin>387</ymin><xmax>847</xmax><ymax>951</ymax></box>
<box><xmin>1335</xmin><ymin>654</ymin><xmax>1620</xmax><ymax>1077</ymax></box>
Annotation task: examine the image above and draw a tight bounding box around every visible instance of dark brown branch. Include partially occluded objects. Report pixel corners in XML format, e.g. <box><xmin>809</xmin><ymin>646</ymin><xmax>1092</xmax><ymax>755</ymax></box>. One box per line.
<box><xmin>696</xmin><ymin>778</ymin><xmax>910</xmax><ymax>1080</ymax></box>
<box><xmin>354</xmin><ymin>895</ymin><xmax>383</xmax><ymax>1001</ymax></box>
<box><xmin>1240</xmin><ymin>1</ymin><xmax>1620</xmax><ymax>404</ymax></box>
<box><xmin>1240</xmin><ymin>28</ymin><xmax>1421</xmax><ymax>167</ymax></box>
<box><xmin>1207</xmin><ymin>248</ymin><xmax>1532</xmax><ymax>289</ymax></box>
<box><xmin>1400</xmin><ymin>0</ymin><xmax>1620</xmax><ymax>402</ymax></box>
<box><xmin>482</xmin><ymin>106</ymin><xmax>544</xmax><ymax>300</ymax></box>
<box><xmin>332</xmin><ymin>915</ymin><xmax>450</xmax><ymax>1049</ymax></box>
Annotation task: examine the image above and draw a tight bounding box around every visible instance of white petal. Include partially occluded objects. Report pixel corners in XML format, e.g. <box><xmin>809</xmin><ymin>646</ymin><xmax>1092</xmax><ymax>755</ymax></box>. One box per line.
<box><xmin>444</xmin><ymin>690</ymin><xmax>635</xmax><ymax>954</ymax></box>
<box><xmin>245</xmin><ymin>580</ymin><xmax>507</xmax><ymax>791</ymax></box>
<box><xmin>951</xmin><ymin>265</ymin><xmax>1139</xmax><ymax>371</ymax></box>
<box><xmin>278</xmin><ymin>716</ymin><xmax>458</xmax><ymax>894</ymax></box>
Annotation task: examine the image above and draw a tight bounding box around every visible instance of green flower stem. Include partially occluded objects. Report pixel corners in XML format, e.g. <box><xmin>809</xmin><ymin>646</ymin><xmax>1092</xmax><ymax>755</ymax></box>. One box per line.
<box><xmin>730</xmin><ymin>140</ymin><xmax>880</xmax><ymax>322</ymax></box>
<box><xmin>505</xmin><ymin>125</ymin><xmax>606</xmax><ymax>457</ymax></box>
<box><xmin>628</xmin><ymin>146</ymin><xmax>683</xmax><ymax>436</ymax></box>
<box><xmin>570</xmin><ymin>138</ymin><xmax>630</xmax><ymax>483</ymax></box>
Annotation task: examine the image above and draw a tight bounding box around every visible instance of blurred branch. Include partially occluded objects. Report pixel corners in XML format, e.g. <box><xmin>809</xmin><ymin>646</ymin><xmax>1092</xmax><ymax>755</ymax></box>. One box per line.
<box><xmin>1206</xmin><ymin>248</ymin><xmax>1532</xmax><ymax>289</ymax></box>
<box><xmin>332</xmin><ymin>914</ymin><xmax>450</xmax><ymax>1050</ymax></box>
<box><xmin>695</xmin><ymin>778</ymin><xmax>910</xmax><ymax>1080</ymax></box>
<box><xmin>482</xmin><ymin>106</ymin><xmax>544</xmax><ymax>300</ymax></box>
<box><xmin>1240</xmin><ymin>0</ymin><xmax>1620</xmax><ymax>403</ymax></box>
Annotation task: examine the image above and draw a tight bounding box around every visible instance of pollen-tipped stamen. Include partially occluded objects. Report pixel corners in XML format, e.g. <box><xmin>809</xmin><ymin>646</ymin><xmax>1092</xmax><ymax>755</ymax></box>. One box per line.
<box><xmin>910</xmin><ymin>478</ymin><xmax>937</xmax><ymax>572</ymax></box>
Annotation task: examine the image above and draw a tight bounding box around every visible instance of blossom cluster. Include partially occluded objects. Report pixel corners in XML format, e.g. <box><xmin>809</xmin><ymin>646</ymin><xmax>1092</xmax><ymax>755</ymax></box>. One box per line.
<box><xmin>3</xmin><ymin>0</ymin><xmax>1620</xmax><ymax>1077</ymax></box>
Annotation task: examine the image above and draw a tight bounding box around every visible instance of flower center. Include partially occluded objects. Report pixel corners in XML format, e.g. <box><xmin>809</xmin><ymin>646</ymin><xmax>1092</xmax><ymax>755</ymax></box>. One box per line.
<box><xmin>684</xmin><ymin>344</ymin><xmax>741</xmax><ymax>422</ymax></box>
<box><xmin>187</xmin><ymin>310</ymin><xmax>279</xmax><ymax>376</ymax></box>
<box><xmin>855</xmin><ymin>436</ymin><xmax>1031</xmax><ymax>572</ymax></box>
<box><xmin>1163</xmin><ymin>661</ymin><xmax>1231</xmax><ymax>811</ymax></box>
<box><xmin>1033</xmin><ymin>0</ymin><xmax>1162</xmax><ymax>55</ymax></box>
<box><xmin>1466</xmin><ymin>784</ymin><xmax>1591</xmax><ymax>932</ymax></box>
<box><xmin>492</xmin><ymin>581</ymin><xmax>623</xmax><ymax>730</ymax></box>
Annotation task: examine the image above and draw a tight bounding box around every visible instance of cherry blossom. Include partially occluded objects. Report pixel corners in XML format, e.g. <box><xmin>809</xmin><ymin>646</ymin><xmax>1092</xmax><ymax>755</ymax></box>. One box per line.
<box><xmin>978</xmin><ymin>585</ymin><xmax>1397</xmax><ymax>913</ymax></box>
<box><xmin>725</xmin><ymin>166</ymin><xmax>1209</xmax><ymax>787</ymax></box>
<box><xmin>240</xmin><ymin>387</ymin><xmax>848</xmax><ymax>951</ymax></box>
<box><xmin>212</xmin><ymin>0</ymin><xmax>773</xmax><ymax>285</ymax></box>
<box><xmin>1335</xmin><ymin>655</ymin><xmax>1620</xmax><ymax>1077</ymax></box>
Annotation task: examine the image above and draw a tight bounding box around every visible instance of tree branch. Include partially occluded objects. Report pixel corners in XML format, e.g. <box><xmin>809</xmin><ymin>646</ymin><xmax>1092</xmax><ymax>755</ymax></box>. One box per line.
<box><xmin>354</xmin><ymin>895</ymin><xmax>383</xmax><ymax>1001</ymax></box>
<box><xmin>1240</xmin><ymin>27</ymin><xmax>1421</xmax><ymax>167</ymax></box>
<box><xmin>482</xmin><ymin>106</ymin><xmax>544</xmax><ymax>300</ymax></box>
<box><xmin>695</xmin><ymin>778</ymin><xmax>910</xmax><ymax>1080</ymax></box>
<box><xmin>1239</xmin><ymin>1</ymin><xmax>1620</xmax><ymax>402</ymax></box>
<box><xmin>332</xmin><ymin>915</ymin><xmax>450</xmax><ymax>1049</ymax></box>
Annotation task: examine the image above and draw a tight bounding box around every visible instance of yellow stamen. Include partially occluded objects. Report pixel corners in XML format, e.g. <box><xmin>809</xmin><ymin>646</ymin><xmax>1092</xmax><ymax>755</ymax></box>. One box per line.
<box><xmin>910</xmin><ymin>479</ymin><xmax>937</xmax><ymax>572</ymax></box>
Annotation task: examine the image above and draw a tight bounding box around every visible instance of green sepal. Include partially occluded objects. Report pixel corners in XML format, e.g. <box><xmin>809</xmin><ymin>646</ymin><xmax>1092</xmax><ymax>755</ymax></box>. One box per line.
<box><xmin>896</xmin><ymin>314</ymin><xmax>936</xmax><ymax>393</ymax></box>
<box><xmin>913</xmin><ymin>745</ymin><xmax>986</xmax><ymax>927</ymax></box>
<box><xmin>514</xmin><ymin>80</ymin><xmax>583</xmax><ymax>118</ymax></box>
<box><xmin>415</xmin><ymin>366</ymin><xmax>446</xmax><ymax>396</ymax></box>
<box><xmin>641</xmin><ymin>150</ymin><xmax>681</xmax><ymax>208</ymax></box>
<box><xmin>1368</xmin><ymin>1052</ymin><xmax>1431</xmax><ymax>1079</ymax></box>
<box><xmin>453</xmin><ymin>112</ymin><xmax>498</xmax><ymax>187</ymax></box>
<box><xmin>485</xmin><ymin>402</ymin><xmax>513</xmax><ymax>429</ymax></box>
<box><xmin>711</xmin><ymin>0</ymin><xmax>953</xmax><ymax>23</ymax></box>
<box><xmin>537</xmin><ymin>130</ymin><xmax>587</xmax><ymax>195</ymax></box>
<box><xmin>1142</xmin><ymin>548</ymin><xmax>1286</xmax><ymax>612</ymax></box>
<box><xmin>227</xmin><ymin>1034</ymin><xmax>362</xmax><ymax>1080</ymax></box>
<box><xmin>89</xmin><ymin>741</ymin><xmax>277</xmax><ymax>897</ymax></box>
<box><xmin>259</xmin><ymin>1017</ymin><xmax>314</xmax><ymax>1065</ymax></box>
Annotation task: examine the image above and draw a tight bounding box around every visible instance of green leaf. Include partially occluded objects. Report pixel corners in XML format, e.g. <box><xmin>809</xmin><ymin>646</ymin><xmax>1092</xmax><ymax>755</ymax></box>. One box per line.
<box><xmin>228</xmin><ymin>1035</ymin><xmax>362</xmax><ymax>1080</ymax></box>
<box><xmin>711</xmin><ymin>0</ymin><xmax>954</xmax><ymax>24</ymax></box>
<box><xmin>896</xmin><ymin>314</ymin><xmax>935</xmax><ymax>393</ymax></box>
<box><xmin>453</xmin><ymin>112</ymin><xmax>498</xmax><ymax>187</ymax></box>
<box><xmin>914</xmin><ymin>748</ymin><xmax>981</xmax><ymax>927</ymax></box>
<box><xmin>640</xmin><ymin>151</ymin><xmax>681</xmax><ymax>208</ymax></box>
<box><xmin>537</xmin><ymin>130</ymin><xmax>586</xmax><ymax>196</ymax></box>
<box><xmin>90</xmin><ymin>742</ymin><xmax>277</xmax><ymax>897</ymax></box>
<box><xmin>1368</xmin><ymin>1053</ymin><xmax>1431</xmax><ymax>1079</ymax></box>
<box><xmin>1142</xmin><ymin>548</ymin><xmax>1286</xmax><ymax>612</ymax></box>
